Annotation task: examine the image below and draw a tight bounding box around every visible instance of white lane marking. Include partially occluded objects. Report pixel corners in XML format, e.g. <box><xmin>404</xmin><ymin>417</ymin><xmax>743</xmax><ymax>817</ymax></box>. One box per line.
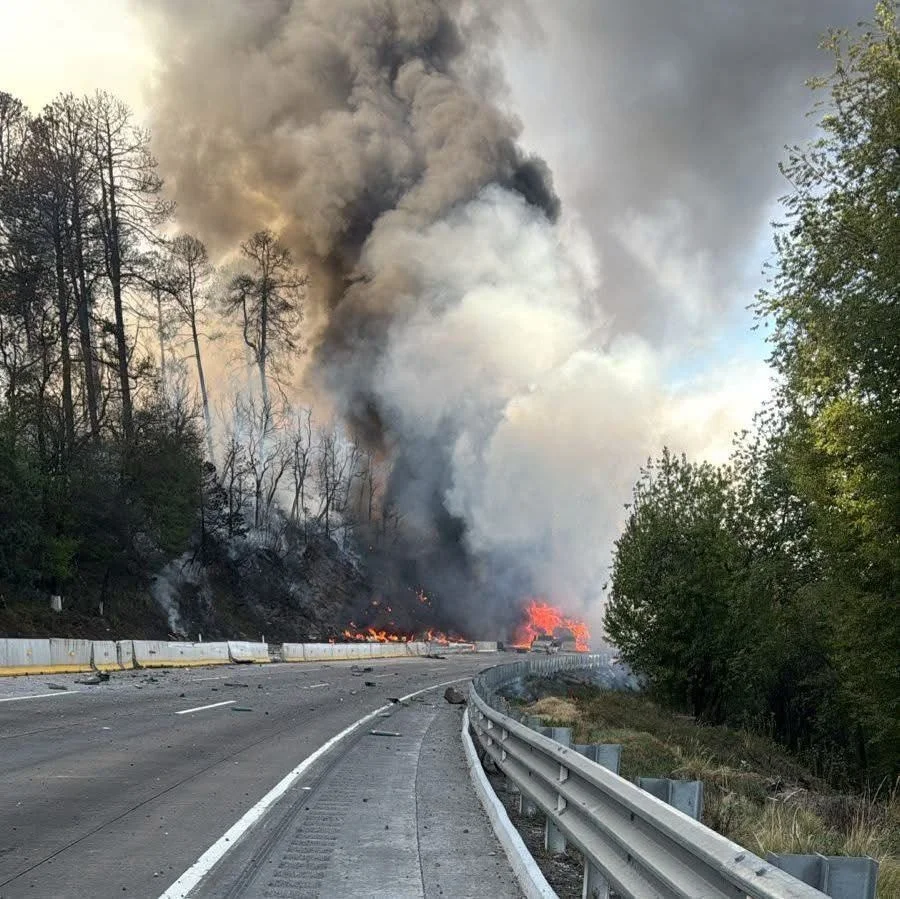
<box><xmin>195</xmin><ymin>676</ymin><xmax>227</xmax><ymax>682</ymax></box>
<box><xmin>0</xmin><ymin>691</ymin><xmax>81</xmax><ymax>704</ymax></box>
<box><xmin>175</xmin><ymin>700</ymin><xmax>236</xmax><ymax>716</ymax></box>
<box><xmin>158</xmin><ymin>676</ymin><xmax>469</xmax><ymax>899</ymax></box>
<box><xmin>298</xmin><ymin>683</ymin><xmax>329</xmax><ymax>690</ymax></box>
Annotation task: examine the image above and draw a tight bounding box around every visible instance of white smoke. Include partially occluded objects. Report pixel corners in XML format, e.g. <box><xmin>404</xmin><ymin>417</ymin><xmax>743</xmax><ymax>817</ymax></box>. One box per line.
<box><xmin>364</xmin><ymin>186</ymin><xmax>705</xmax><ymax>622</ymax></box>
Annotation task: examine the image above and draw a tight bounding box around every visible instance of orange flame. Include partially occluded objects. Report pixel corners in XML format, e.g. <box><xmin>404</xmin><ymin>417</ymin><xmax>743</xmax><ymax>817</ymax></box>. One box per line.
<box><xmin>342</xmin><ymin>627</ymin><xmax>406</xmax><ymax>643</ymax></box>
<box><xmin>341</xmin><ymin>626</ymin><xmax>468</xmax><ymax>645</ymax></box>
<box><xmin>512</xmin><ymin>599</ymin><xmax>591</xmax><ymax>652</ymax></box>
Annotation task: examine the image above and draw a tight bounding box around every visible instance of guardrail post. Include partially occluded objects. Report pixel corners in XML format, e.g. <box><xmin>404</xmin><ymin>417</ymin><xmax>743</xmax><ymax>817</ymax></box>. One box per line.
<box><xmin>575</xmin><ymin>743</ymin><xmax>622</xmax><ymax>775</ymax></box>
<box><xmin>636</xmin><ymin>777</ymin><xmax>704</xmax><ymax>820</ymax></box>
<box><xmin>583</xmin><ymin>861</ymin><xmax>611</xmax><ymax>899</ymax></box>
<box><xmin>518</xmin><ymin>790</ymin><xmax>539</xmax><ymax>817</ymax></box>
<box><xmin>545</xmin><ymin>726</ymin><xmax>571</xmax><ymax>855</ymax></box>
<box><xmin>767</xmin><ymin>853</ymin><xmax>879</xmax><ymax>898</ymax></box>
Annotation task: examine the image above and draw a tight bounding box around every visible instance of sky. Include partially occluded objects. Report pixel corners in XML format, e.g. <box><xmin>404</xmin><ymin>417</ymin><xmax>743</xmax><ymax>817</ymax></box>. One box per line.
<box><xmin>0</xmin><ymin>0</ymin><xmax>873</xmax><ymax>469</ymax></box>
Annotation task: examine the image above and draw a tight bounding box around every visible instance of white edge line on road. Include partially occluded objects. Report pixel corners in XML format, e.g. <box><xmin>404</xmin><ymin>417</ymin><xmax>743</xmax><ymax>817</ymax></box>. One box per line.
<box><xmin>158</xmin><ymin>676</ymin><xmax>469</xmax><ymax>899</ymax></box>
<box><xmin>0</xmin><ymin>691</ymin><xmax>81</xmax><ymax>703</ymax></box>
<box><xmin>175</xmin><ymin>700</ymin><xmax>236</xmax><ymax>716</ymax></box>
<box><xmin>461</xmin><ymin>708</ymin><xmax>556</xmax><ymax>899</ymax></box>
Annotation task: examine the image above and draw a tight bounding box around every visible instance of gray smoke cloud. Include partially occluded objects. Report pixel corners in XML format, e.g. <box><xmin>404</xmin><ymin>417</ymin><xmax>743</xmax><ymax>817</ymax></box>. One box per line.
<box><xmin>500</xmin><ymin>0</ymin><xmax>873</xmax><ymax>341</ymax></box>
<box><xmin>133</xmin><ymin>0</ymin><xmax>873</xmax><ymax>639</ymax></box>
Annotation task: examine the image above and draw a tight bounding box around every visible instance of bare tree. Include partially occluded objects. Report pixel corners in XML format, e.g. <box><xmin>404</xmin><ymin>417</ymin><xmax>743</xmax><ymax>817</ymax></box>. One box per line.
<box><xmin>288</xmin><ymin>406</ymin><xmax>313</xmax><ymax>531</ymax></box>
<box><xmin>35</xmin><ymin>96</ymin><xmax>101</xmax><ymax>443</ymax></box>
<box><xmin>224</xmin><ymin>229</ymin><xmax>305</xmax><ymax>408</ymax></box>
<box><xmin>169</xmin><ymin>233</ymin><xmax>215</xmax><ymax>460</ymax></box>
<box><xmin>233</xmin><ymin>392</ymin><xmax>290</xmax><ymax>537</ymax></box>
<box><xmin>314</xmin><ymin>426</ymin><xmax>362</xmax><ymax>542</ymax></box>
<box><xmin>89</xmin><ymin>91</ymin><xmax>172</xmax><ymax>441</ymax></box>
<box><xmin>219</xmin><ymin>431</ymin><xmax>249</xmax><ymax>540</ymax></box>
<box><xmin>139</xmin><ymin>249</ymin><xmax>178</xmax><ymax>386</ymax></box>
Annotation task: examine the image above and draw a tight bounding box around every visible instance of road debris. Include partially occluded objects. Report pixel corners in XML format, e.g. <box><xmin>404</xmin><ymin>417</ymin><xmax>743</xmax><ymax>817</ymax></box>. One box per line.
<box><xmin>223</xmin><ymin>682</ymin><xmax>249</xmax><ymax>688</ymax></box>
<box><xmin>364</xmin><ymin>681</ymin><xmax>377</xmax><ymax>687</ymax></box>
<box><xmin>46</xmin><ymin>683</ymin><xmax>68</xmax><ymax>691</ymax></box>
<box><xmin>444</xmin><ymin>686</ymin><xmax>466</xmax><ymax>705</ymax></box>
<box><xmin>370</xmin><ymin>730</ymin><xmax>402</xmax><ymax>737</ymax></box>
<box><xmin>231</xmin><ymin>707</ymin><xmax>253</xmax><ymax>712</ymax></box>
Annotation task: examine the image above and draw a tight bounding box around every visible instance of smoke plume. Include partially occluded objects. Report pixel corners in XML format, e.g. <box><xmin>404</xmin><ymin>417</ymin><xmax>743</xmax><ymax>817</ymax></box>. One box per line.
<box><xmin>133</xmin><ymin>0</ymin><xmax>857</xmax><ymax>638</ymax></box>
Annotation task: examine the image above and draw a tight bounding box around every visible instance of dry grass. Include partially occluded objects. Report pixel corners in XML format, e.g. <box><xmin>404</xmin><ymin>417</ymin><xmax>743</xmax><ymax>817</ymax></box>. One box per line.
<box><xmin>520</xmin><ymin>686</ymin><xmax>899</xmax><ymax>897</ymax></box>
<box><xmin>526</xmin><ymin>696</ymin><xmax>579</xmax><ymax>725</ymax></box>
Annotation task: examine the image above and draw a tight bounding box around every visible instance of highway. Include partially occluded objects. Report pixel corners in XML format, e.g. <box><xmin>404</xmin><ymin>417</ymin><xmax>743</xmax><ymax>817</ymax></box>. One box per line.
<box><xmin>0</xmin><ymin>655</ymin><xmax>506</xmax><ymax>899</ymax></box>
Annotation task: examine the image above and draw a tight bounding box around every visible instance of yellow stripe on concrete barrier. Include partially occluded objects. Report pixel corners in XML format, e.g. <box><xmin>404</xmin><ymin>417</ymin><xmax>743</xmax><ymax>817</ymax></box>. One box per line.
<box><xmin>132</xmin><ymin>641</ymin><xmax>230</xmax><ymax>668</ymax></box>
<box><xmin>91</xmin><ymin>641</ymin><xmax>120</xmax><ymax>671</ymax></box>
<box><xmin>0</xmin><ymin>638</ymin><xmax>93</xmax><ymax>677</ymax></box>
<box><xmin>227</xmin><ymin>642</ymin><xmax>270</xmax><ymax>664</ymax></box>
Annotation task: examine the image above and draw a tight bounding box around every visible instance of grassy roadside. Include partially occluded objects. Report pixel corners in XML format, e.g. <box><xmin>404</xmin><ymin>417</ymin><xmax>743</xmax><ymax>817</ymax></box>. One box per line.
<box><xmin>519</xmin><ymin>683</ymin><xmax>899</xmax><ymax>897</ymax></box>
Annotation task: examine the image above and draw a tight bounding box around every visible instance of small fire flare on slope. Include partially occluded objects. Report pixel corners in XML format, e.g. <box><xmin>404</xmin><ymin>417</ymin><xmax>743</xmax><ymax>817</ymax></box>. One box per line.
<box><xmin>512</xmin><ymin>599</ymin><xmax>591</xmax><ymax>652</ymax></box>
<box><xmin>340</xmin><ymin>625</ymin><xmax>466</xmax><ymax>645</ymax></box>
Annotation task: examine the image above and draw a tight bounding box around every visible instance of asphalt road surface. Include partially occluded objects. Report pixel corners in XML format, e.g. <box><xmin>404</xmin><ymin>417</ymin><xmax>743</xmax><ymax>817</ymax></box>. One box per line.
<box><xmin>0</xmin><ymin>655</ymin><xmax>493</xmax><ymax>898</ymax></box>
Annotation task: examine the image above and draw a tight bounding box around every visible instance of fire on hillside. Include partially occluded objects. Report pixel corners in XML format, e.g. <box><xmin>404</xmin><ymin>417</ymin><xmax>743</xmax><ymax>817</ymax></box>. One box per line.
<box><xmin>340</xmin><ymin>624</ymin><xmax>469</xmax><ymax>645</ymax></box>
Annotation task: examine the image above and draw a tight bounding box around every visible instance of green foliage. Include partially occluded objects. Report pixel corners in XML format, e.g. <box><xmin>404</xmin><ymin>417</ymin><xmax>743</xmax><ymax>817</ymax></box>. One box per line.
<box><xmin>605</xmin><ymin>445</ymin><xmax>840</xmax><ymax>758</ymax></box>
<box><xmin>605</xmin><ymin>450</ymin><xmax>750</xmax><ymax>721</ymax></box>
<box><xmin>0</xmin><ymin>420</ymin><xmax>48</xmax><ymax>584</ymax></box>
<box><xmin>0</xmin><ymin>391</ymin><xmax>203</xmax><ymax>610</ymax></box>
<box><xmin>758</xmin><ymin>0</ymin><xmax>900</xmax><ymax>779</ymax></box>
<box><xmin>609</xmin><ymin>4</ymin><xmax>900</xmax><ymax>783</ymax></box>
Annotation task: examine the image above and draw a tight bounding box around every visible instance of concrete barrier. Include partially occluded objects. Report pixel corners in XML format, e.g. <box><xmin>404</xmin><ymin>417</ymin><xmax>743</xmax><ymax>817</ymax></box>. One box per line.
<box><xmin>91</xmin><ymin>641</ymin><xmax>120</xmax><ymax>671</ymax></box>
<box><xmin>0</xmin><ymin>637</ymin><xmax>94</xmax><ymax>676</ymax></box>
<box><xmin>475</xmin><ymin>641</ymin><xmax>499</xmax><ymax>653</ymax></box>
<box><xmin>228</xmin><ymin>641</ymin><xmax>270</xmax><ymax>664</ymax></box>
<box><xmin>428</xmin><ymin>642</ymin><xmax>476</xmax><ymax>655</ymax></box>
<box><xmin>117</xmin><ymin>640</ymin><xmax>135</xmax><ymax>670</ymax></box>
<box><xmin>1</xmin><ymin>635</ymin><xmax>481</xmax><ymax>676</ymax></box>
<box><xmin>283</xmin><ymin>643</ymin><xmax>333</xmax><ymax>662</ymax></box>
<box><xmin>0</xmin><ymin>638</ymin><xmax>51</xmax><ymax>676</ymax></box>
<box><xmin>280</xmin><ymin>642</ymin><xmax>456</xmax><ymax>663</ymax></box>
<box><xmin>49</xmin><ymin>638</ymin><xmax>93</xmax><ymax>673</ymax></box>
<box><xmin>132</xmin><ymin>641</ymin><xmax>230</xmax><ymax>668</ymax></box>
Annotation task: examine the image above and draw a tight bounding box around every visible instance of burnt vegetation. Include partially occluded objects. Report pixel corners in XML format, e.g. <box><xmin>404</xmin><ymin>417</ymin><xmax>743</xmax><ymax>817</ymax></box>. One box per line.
<box><xmin>0</xmin><ymin>90</ymin><xmax>414</xmax><ymax>642</ymax></box>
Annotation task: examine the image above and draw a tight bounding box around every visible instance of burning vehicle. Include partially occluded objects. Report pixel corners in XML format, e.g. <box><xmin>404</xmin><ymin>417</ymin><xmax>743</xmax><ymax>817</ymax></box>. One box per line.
<box><xmin>529</xmin><ymin>634</ymin><xmax>560</xmax><ymax>654</ymax></box>
<box><xmin>512</xmin><ymin>600</ymin><xmax>591</xmax><ymax>653</ymax></box>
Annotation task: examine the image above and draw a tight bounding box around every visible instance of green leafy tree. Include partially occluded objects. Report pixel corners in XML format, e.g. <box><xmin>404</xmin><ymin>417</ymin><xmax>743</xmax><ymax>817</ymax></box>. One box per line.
<box><xmin>756</xmin><ymin>1</ymin><xmax>900</xmax><ymax>777</ymax></box>
<box><xmin>605</xmin><ymin>450</ymin><xmax>755</xmax><ymax>722</ymax></box>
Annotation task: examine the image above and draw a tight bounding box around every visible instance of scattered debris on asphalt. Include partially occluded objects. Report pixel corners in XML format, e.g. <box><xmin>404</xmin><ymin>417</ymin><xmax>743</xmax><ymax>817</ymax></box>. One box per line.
<box><xmin>223</xmin><ymin>682</ymin><xmax>249</xmax><ymax>688</ymax></box>
<box><xmin>231</xmin><ymin>707</ymin><xmax>253</xmax><ymax>712</ymax></box>
<box><xmin>444</xmin><ymin>686</ymin><xmax>466</xmax><ymax>705</ymax></box>
<box><xmin>46</xmin><ymin>683</ymin><xmax>68</xmax><ymax>691</ymax></box>
<box><xmin>370</xmin><ymin>730</ymin><xmax>401</xmax><ymax>737</ymax></box>
<box><xmin>364</xmin><ymin>681</ymin><xmax>377</xmax><ymax>687</ymax></box>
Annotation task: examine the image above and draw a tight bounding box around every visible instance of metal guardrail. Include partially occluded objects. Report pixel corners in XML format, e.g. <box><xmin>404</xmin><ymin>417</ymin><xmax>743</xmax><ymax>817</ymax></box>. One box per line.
<box><xmin>469</xmin><ymin>653</ymin><xmax>829</xmax><ymax>899</ymax></box>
